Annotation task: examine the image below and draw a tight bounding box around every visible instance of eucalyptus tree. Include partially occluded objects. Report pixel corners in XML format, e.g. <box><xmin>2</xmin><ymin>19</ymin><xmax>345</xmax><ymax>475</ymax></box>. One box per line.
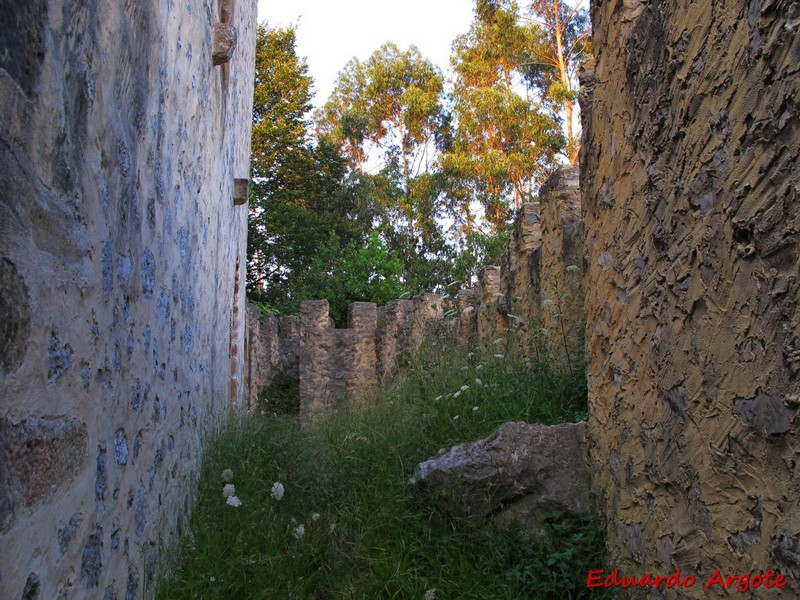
<box><xmin>444</xmin><ymin>0</ymin><xmax>563</xmax><ymax>231</ymax></box>
<box><xmin>317</xmin><ymin>43</ymin><xmax>446</xmax><ymax>264</ymax></box>
<box><xmin>518</xmin><ymin>0</ymin><xmax>591</xmax><ymax>163</ymax></box>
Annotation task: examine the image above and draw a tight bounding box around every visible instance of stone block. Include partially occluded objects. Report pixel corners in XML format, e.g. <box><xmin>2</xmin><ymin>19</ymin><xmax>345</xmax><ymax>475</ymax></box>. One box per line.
<box><xmin>0</xmin><ymin>418</ymin><xmax>87</xmax><ymax>528</ymax></box>
<box><xmin>233</xmin><ymin>178</ymin><xmax>249</xmax><ymax>205</ymax></box>
<box><xmin>410</xmin><ymin>421</ymin><xmax>590</xmax><ymax>533</ymax></box>
<box><xmin>212</xmin><ymin>23</ymin><xmax>237</xmax><ymax>66</ymax></box>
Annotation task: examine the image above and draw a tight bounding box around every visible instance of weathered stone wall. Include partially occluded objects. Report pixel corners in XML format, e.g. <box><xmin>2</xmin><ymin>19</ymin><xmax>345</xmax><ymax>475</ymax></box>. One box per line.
<box><xmin>503</xmin><ymin>201</ymin><xmax>543</xmax><ymax>338</ymax></box>
<box><xmin>243</xmin><ymin>306</ymin><xmax>299</xmax><ymax>411</ymax></box>
<box><xmin>0</xmin><ymin>1</ymin><xmax>256</xmax><ymax>598</ymax></box>
<box><xmin>582</xmin><ymin>0</ymin><xmax>800</xmax><ymax>593</ymax></box>
<box><xmin>538</xmin><ymin>166</ymin><xmax>584</xmax><ymax>366</ymax></box>
<box><xmin>376</xmin><ymin>299</ymin><xmax>414</xmax><ymax>385</ymax></box>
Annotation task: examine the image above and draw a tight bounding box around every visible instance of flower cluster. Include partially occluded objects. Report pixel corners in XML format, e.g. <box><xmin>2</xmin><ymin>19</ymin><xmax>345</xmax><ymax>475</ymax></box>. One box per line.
<box><xmin>221</xmin><ymin>469</ymin><xmax>242</xmax><ymax>508</ymax></box>
<box><xmin>271</xmin><ymin>481</ymin><xmax>285</xmax><ymax>501</ymax></box>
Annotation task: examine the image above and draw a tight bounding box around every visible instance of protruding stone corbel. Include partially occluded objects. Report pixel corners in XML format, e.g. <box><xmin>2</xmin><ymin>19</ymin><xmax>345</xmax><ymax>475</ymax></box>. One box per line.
<box><xmin>212</xmin><ymin>23</ymin><xmax>237</xmax><ymax>66</ymax></box>
<box><xmin>233</xmin><ymin>178</ymin><xmax>249</xmax><ymax>205</ymax></box>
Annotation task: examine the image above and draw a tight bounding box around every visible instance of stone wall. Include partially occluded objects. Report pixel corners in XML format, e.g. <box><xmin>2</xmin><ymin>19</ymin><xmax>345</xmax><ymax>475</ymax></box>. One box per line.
<box><xmin>243</xmin><ymin>306</ymin><xmax>298</xmax><ymax>411</ymax></box>
<box><xmin>297</xmin><ymin>297</ymin><xmax>442</xmax><ymax>415</ymax></box>
<box><xmin>251</xmin><ymin>167</ymin><xmax>585</xmax><ymax>416</ymax></box>
<box><xmin>470</xmin><ymin>164</ymin><xmax>584</xmax><ymax>359</ymax></box>
<box><xmin>0</xmin><ymin>1</ymin><xmax>256</xmax><ymax>598</ymax></box>
<box><xmin>582</xmin><ymin>0</ymin><xmax>799</xmax><ymax>593</ymax></box>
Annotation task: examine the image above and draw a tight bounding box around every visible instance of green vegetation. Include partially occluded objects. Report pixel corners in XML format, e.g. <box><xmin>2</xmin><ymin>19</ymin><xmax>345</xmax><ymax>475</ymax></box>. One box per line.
<box><xmin>158</xmin><ymin>333</ymin><xmax>608</xmax><ymax>600</ymax></box>
<box><xmin>247</xmin><ymin>1</ymin><xmax>591</xmax><ymax>317</ymax></box>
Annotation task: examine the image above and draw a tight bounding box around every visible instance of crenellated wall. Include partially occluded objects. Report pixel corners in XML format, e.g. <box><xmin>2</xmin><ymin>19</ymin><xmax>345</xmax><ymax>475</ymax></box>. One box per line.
<box><xmin>582</xmin><ymin>0</ymin><xmax>800</xmax><ymax>593</ymax></box>
<box><xmin>0</xmin><ymin>1</ymin><xmax>256</xmax><ymax>597</ymax></box>
<box><xmin>245</xmin><ymin>166</ymin><xmax>585</xmax><ymax>415</ymax></box>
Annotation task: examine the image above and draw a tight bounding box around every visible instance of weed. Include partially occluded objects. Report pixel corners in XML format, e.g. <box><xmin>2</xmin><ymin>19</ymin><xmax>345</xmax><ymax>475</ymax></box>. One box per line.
<box><xmin>158</xmin><ymin>333</ymin><xmax>608</xmax><ymax>599</ymax></box>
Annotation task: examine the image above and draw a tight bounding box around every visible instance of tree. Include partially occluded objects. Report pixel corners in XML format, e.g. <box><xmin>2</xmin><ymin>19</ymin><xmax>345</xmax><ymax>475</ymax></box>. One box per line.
<box><xmin>291</xmin><ymin>231</ymin><xmax>408</xmax><ymax>325</ymax></box>
<box><xmin>443</xmin><ymin>1</ymin><xmax>563</xmax><ymax>231</ymax></box>
<box><xmin>247</xmin><ymin>25</ymin><xmax>376</xmax><ymax>310</ymax></box>
<box><xmin>518</xmin><ymin>0</ymin><xmax>591</xmax><ymax>163</ymax></box>
<box><xmin>317</xmin><ymin>44</ymin><xmax>446</xmax><ymax>263</ymax></box>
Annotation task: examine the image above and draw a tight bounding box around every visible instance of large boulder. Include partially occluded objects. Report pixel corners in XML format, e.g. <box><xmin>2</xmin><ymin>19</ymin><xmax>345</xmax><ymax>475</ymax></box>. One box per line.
<box><xmin>409</xmin><ymin>421</ymin><xmax>590</xmax><ymax>531</ymax></box>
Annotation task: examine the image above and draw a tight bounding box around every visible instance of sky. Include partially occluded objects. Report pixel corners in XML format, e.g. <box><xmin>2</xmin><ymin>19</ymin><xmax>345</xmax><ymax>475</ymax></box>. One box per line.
<box><xmin>256</xmin><ymin>0</ymin><xmax>476</xmax><ymax>108</ymax></box>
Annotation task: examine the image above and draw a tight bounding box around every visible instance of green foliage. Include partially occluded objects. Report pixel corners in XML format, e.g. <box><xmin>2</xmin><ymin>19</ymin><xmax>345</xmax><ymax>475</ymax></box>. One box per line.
<box><xmin>158</xmin><ymin>334</ymin><xmax>608</xmax><ymax>599</ymax></box>
<box><xmin>517</xmin><ymin>0</ymin><xmax>592</xmax><ymax>163</ymax></box>
<box><xmin>444</xmin><ymin>1</ymin><xmax>563</xmax><ymax>231</ymax></box>
<box><xmin>317</xmin><ymin>43</ymin><xmax>449</xmax><ymax>271</ymax></box>
<box><xmin>449</xmin><ymin>229</ymin><xmax>511</xmax><ymax>287</ymax></box>
<box><xmin>247</xmin><ymin>25</ymin><xmax>380</xmax><ymax>308</ymax></box>
<box><xmin>247</xmin><ymin>5</ymin><xmax>589</xmax><ymax>315</ymax></box>
<box><xmin>292</xmin><ymin>231</ymin><xmax>408</xmax><ymax>325</ymax></box>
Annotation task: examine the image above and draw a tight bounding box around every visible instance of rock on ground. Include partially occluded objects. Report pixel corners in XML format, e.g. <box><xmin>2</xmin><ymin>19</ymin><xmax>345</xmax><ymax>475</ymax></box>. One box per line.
<box><xmin>409</xmin><ymin>421</ymin><xmax>590</xmax><ymax>532</ymax></box>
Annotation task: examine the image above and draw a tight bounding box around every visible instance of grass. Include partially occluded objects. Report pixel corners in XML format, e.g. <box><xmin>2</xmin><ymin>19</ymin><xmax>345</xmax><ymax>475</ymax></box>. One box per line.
<box><xmin>157</xmin><ymin>329</ymin><xmax>611</xmax><ymax>599</ymax></box>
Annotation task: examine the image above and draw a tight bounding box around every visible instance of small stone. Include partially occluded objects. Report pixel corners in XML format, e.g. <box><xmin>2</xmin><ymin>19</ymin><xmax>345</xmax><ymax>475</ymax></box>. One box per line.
<box><xmin>212</xmin><ymin>23</ymin><xmax>237</xmax><ymax>66</ymax></box>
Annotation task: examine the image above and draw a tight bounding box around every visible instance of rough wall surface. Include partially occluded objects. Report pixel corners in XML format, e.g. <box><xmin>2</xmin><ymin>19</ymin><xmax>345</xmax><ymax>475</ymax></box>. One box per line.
<box><xmin>538</xmin><ymin>166</ymin><xmax>584</xmax><ymax>366</ymax></box>
<box><xmin>582</xmin><ymin>0</ymin><xmax>799</xmax><ymax>593</ymax></box>
<box><xmin>244</xmin><ymin>307</ymin><xmax>299</xmax><ymax>411</ymax></box>
<box><xmin>0</xmin><ymin>1</ymin><xmax>256</xmax><ymax>597</ymax></box>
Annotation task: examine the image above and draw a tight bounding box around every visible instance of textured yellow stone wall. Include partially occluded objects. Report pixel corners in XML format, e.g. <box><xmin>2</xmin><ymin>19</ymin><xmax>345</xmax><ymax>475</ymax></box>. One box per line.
<box><xmin>582</xmin><ymin>0</ymin><xmax>800</xmax><ymax>593</ymax></box>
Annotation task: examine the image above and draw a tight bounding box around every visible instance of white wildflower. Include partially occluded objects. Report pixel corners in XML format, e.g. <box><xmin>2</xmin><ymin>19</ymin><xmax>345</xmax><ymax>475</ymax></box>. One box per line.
<box><xmin>475</xmin><ymin>378</ymin><xmax>482</xmax><ymax>386</ymax></box>
<box><xmin>460</xmin><ymin>366</ymin><xmax>469</xmax><ymax>372</ymax></box>
<box><xmin>566</xmin><ymin>264</ymin><xmax>580</xmax><ymax>273</ymax></box>
<box><xmin>271</xmin><ymin>481</ymin><xmax>285</xmax><ymax>501</ymax></box>
<box><xmin>221</xmin><ymin>469</ymin><xmax>233</xmax><ymax>482</ymax></box>
<box><xmin>494</xmin><ymin>353</ymin><xmax>505</xmax><ymax>359</ymax></box>
<box><xmin>466</xmin><ymin>352</ymin><xmax>475</xmax><ymax>358</ymax></box>
<box><xmin>460</xmin><ymin>385</ymin><xmax>469</xmax><ymax>392</ymax></box>
<box><xmin>311</xmin><ymin>512</ymin><xmax>321</xmax><ymax>521</ymax></box>
<box><xmin>222</xmin><ymin>483</ymin><xmax>236</xmax><ymax>498</ymax></box>
<box><xmin>453</xmin><ymin>415</ymin><xmax>459</xmax><ymax>420</ymax></box>
<box><xmin>542</xmin><ymin>298</ymin><xmax>555</xmax><ymax>308</ymax></box>
<box><xmin>476</xmin><ymin>364</ymin><xmax>484</xmax><ymax>371</ymax></box>
<box><xmin>424</xmin><ymin>589</ymin><xmax>438</xmax><ymax>600</ymax></box>
<box><xmin>293</xmin><ymin>524</ymin><xmax>306</xmax><ymax>539</ymax></box>
<box><xmin>329</xmin><ymin>522</ymin><xmax>337</xmax><ymax>533</ymax></box>
<box><xmin>473</xmin><ymin>406</ymin><xmax>479</xmax><ymax>411</ymax></box>
<box><xmin>226</xmin><ymin>495</ymin><xmax>242</xmax><ymax>508</ymax></box>
<box><xmin>210</xmin><ymin>576</ymin><xmax>216</xmax><ymax>583</ymax></box>
<box><xmin>461</xmin><ymin>306</ymin><xmax>475</xmax><ymax>314</ymax></box>
<box><xmin>453</xmin><ymin>391</ymin><xmax>461</xmax><ymax>398</ymax></box>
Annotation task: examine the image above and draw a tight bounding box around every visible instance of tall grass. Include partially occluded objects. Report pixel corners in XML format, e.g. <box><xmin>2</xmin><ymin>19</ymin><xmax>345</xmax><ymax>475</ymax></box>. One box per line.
<box><xmin>157</xmin><ymin>330</ymin><xmax>608</xmax><ymax>599</ymax></box>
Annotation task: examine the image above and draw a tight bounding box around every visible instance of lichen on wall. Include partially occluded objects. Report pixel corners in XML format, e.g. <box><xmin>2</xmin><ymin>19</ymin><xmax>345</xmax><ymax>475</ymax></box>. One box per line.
<box><xmin>582</xmin><ymin>0</ymin><xmax>799</xmax><ymax>593</ymax></box>
<box><xmin>0</xmin><ymin>0</ymin><xmax>256</xmax><ymax>597</ymax></box>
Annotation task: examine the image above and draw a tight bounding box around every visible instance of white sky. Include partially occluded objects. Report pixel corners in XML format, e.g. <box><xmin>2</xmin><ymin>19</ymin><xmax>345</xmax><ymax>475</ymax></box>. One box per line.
<box><xmin>256</xmin><ymin>0</ymin><xmax>476</xmax><ymax>107</ymax></box>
